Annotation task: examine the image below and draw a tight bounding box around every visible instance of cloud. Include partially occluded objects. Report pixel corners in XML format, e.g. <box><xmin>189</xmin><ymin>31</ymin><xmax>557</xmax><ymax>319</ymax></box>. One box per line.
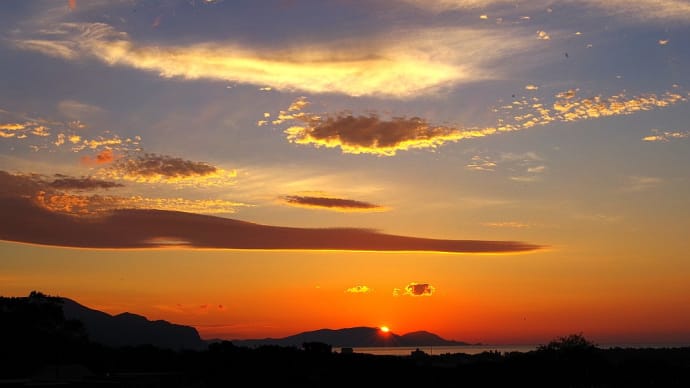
<box><xmin>483</xmin><ymin>221</ymin><xmax>530</xmax><ymax>228</ymax></box>
<box><xmin>284</xmin><ymin>112</ymin><xmax>493</xmax><ymax>156</ymax></box>
<box><xmin>578</xmin><ymin>0</ymin><xmax>690</xmax><ymax>22</ymax></box>
<box><xmin>345</xmin><ymin>286</ymin><xmax>371</xmax><ymax>294</ymax></box>
<box><xmin>399</xmin><ymin>0</ymin><xmax>690</xmax><ymax>22</ymax></box>
<box><xmin>623</xmin><ymin>175</ymin><xmax>662</xmax><ymax>192</ymax></box>
<box><xmin>275</xmin><ymin>88</ymin><xmax>686</xmax><ymax>156</ymax></box>
<box><xmin>80</xmin><ymin>149</ymin><xmax>117</xmax><ymax>165</ymax></box>
<box><xmin>281</xmin><ymin>195</ymin><xmax>386</xmax><ymax>212</ymax></box>
<box><xmin>398</xmin><ymin>0</ymin><xmax>524</xmax><ymax>12</ymax></box>
<box><xmin>466</xmin><ymin>151</ymin><xmax>546</xmax><ymax>182</ymax></box>
<box><xmin>394</xmin><ymin>282</ymin><xmax>436</xmax><ymax>297</ymax></box>
<box><xmin>642</xmin><ymin>129</ymin><xmax>689</xmax><ymax>142</ymax></box>
<box><xmin>0</xmin><ymin>170</ymin><xmax>542</xmax><ymax>252</ymax></box>
<box><xmin>495</xmin><ymin>88</ymin><xmax>687</xmax><ymax>134</ymax></box>
<box><xmin>0</xmin><ymin>170</ymin><xmax>245</xmax><ymax>216</ymax></box>
<box><xmin>13</xmin><ymin>22</ymin><xmax>537</xmax><ymax>98</ymax></box>
<box><xmin>57</xmin><ymin>99</ymin><xmax>105</xmax><ymax>120</ymax></box>
<box><xmin>1</xmin><ymin>109</ymin><xmax>141</xmax><ymax>154</ymax></box>
<box><xmin>103</xmin><ymin>153</ymin><xmax>236</xmax><ymax>185</ymax></box>
<box><xmin>536</xmin><ymin>30</ymin><xmax>550</xmax><ymax>40</ymax></box>
<box><xmin>49</xmin><ymin>176</ymin><xmax>124</xmax><ymax>190</ymax></box>
<box><xmin>550</xmin><ymin>90</ymin><xmax>686</xmax><ymax>122</ymax></box>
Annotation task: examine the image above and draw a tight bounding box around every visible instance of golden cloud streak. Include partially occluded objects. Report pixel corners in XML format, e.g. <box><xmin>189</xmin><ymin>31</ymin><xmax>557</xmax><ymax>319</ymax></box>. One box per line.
<box><xmin>275</xmin><ymin>89</ymin><xmax>686</xmax><ymax>156</ymax></box>
<box><xmin>15</xmin><ymin>23</ymin><xmax>535</xmax><ymax>98</ymax></box>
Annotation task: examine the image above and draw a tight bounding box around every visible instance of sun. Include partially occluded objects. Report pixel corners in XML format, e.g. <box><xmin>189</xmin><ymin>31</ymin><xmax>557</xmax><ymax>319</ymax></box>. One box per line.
<box><xmin>380</xmin><ymin>326</ymin><xmax>390</xmax><ymax>333</ymax></box>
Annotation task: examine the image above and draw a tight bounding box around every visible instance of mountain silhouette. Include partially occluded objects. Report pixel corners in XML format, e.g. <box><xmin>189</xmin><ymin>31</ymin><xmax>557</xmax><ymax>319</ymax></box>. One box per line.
<box><xmin>227</xmin><ymin>326</ymin><xmax>474</xmax><ymax>348</ymax></box>
<box><xmin>61</xmin><ymin>297</ymin><xmax>205</xmax><ymax>351</ymax></box>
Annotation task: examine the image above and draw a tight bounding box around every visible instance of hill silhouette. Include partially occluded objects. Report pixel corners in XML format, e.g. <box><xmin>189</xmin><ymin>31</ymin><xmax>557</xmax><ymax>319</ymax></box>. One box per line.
<box><xmin>228</xmin><ymin>326</ymin><xmax>474</xmax><ymax>348</ymax></box>
<box><xmin>61</xmin><ymin>298</ymin><xmax>205</xmax><ymax>351</ymax></box>
<box><xmin>2</xmin><ymin>291</ymin><xmax>689</xmax><ymax>387</ymax></box>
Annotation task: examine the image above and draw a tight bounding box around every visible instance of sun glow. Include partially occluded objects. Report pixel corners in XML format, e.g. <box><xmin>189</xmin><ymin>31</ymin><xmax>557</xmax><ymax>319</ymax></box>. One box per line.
<box><xmin>380</xmin><ymin>326</ymin><xmax>390</xmax><ymax>333</ymax></box>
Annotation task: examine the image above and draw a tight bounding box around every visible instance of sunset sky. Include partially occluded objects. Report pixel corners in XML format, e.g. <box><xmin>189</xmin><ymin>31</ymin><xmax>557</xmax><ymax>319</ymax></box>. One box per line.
<box><xmin>1</xmin><ymin>0</ymin><xmax>689</xmax><ymax>346</ymax></box>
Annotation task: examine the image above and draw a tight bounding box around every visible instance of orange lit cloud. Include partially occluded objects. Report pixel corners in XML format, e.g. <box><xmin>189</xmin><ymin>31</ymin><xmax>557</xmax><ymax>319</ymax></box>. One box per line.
<box><xmin>103</xmin><ymin>153</ymin><xmax>236</xmax><ymax>185</ymax></box>
<box><xmin>281</xmin><ymin>195</ymin><xmax>385</xmax><ymax>212</ymax></box>
<box><xmin>642</xmin><ymin>129</ymin><xmax>689</xmax><ymax>142</ymax></box>
<box><xmin>494</xmin><ymin>88</ymin><xmax>687</xmax><ymax>136</ymax></box>
<box><xmin>0</xmin><ymin>171</ymin><xmax>541</xmax><ymax>253</ymax></box>
<box><xmin>14</xmin><ymin>22</ymin><xmax>537</xmax><ymax>98</ymax></box>
<box><xmin>550</xmin><ymin>90</ymin><xmax>686</xmax><ymax>122</ymax></box>
<box><xmin>1</xmin><ymin>109</ymin><xmax>141</xmax><ymax>154</ymax></box>
<box><xmin>0</xmin><ymin>171</ymin><xmax>245</xmax><ymax>216</ymax></box>
<box><xmin>345</xmin><ymin>286</ymin><xmax>371</xmax><ymax>294</ymax></box>
<box><xmin>393</xmin><ymin>282</ymin><xmax>436</xmax><ymax>297</ymax></box>
<box><xmin>81</xmin><ymin>149</ymin><xmax>117</xmax><ymax>165</ymax></box>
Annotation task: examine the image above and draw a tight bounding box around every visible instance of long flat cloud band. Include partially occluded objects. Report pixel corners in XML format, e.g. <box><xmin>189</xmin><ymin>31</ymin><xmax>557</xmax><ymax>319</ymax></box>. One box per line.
<box><xmin>0</xmin><ymin>197</ymin><xmax>540</xmax><ymax>253</ymax></box>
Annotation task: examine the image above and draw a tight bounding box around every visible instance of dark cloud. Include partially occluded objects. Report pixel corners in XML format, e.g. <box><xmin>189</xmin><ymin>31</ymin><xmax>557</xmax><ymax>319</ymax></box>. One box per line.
<box><xmin>49</xmin><ymin>176</ymin><xmax>124</xmax><ymax>190</ymax></box>
<box><xmin>404</xmin><ymin>283</ymin><xmax>435</xmax><ymax>296</ymax></box>
<box><xmin>285</xmin><ymin>114</ymin><xmax>467</xmax><ymax>156</ymax></box>
<box><xmin>282</xmin><ymin>195</ymin><xmax>384</xmax><ymax>211</ymax></box>
<box><xmin>110</xmin><ymin>153</ymin><xmax>217</xmax><ymax>179</ymax></box>
<box><xmin>0</xmin><ymin>170</ymin><xmax>542</xmax><ymax>253</ymax></box>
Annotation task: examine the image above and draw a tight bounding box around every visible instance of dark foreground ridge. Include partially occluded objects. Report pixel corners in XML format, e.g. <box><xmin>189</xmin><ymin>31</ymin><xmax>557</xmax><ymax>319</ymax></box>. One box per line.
<box><xmin>1</xmin><ymin>292</ymin><xmax>689</xmax><ymax>387</ymax></box>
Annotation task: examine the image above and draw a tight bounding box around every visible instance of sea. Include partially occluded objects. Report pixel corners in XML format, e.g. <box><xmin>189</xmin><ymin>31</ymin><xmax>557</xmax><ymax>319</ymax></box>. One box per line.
<box><xmin>334</xmin><ymin>343</ymin><xmax>688</xmax><ymax>356</ymax></box>
<box><xmin>334</xmin><ymin>345</ymin><xmax>536</xmax><ymax>356</ymax></box>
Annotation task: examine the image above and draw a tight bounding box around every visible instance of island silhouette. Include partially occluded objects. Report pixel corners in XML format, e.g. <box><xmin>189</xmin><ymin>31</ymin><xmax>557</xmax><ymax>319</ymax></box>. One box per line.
<box><xmin>1</xmin><ymin>291</ymin><xmax>689</xmax><ymax>387</ymax></box>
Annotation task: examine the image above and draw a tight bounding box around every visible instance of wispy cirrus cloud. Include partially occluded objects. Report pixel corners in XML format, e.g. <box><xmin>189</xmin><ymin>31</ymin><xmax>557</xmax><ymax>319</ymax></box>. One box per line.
<box><xmin>623</xmin><ymin>175</ymin><xmax>663</xmax><ymax>192</ymax></box>
<box><xmin>57</xmin><ymin>99</ymin><xmax>105</xmax><ymax>120</ymax></box>
<box><xmin>578</xmin><ymin>0</ymin><xmax>690</xmax><ymax>22</ymax></box>
<box><xmin>642</xmin><ymin>129</ymin><xmax>689</xmax><ymax>142</ymax></box>
<box><xmin>399</xmin><ymin>0</ymin><xmax>690</xmax><ymax>22</ymax></box>
<box><xmin>483</xmin><ymin>221</ymin><xmax>530</xmax><ymax>228</ymax></box>
<box><xmin>466</xmin><ymin>151</ymin><xmax>546</xmax><ymax>182</ymax></box>
<box><xmin>13</xmin><ymin>22</ymin><xmax>538</xmax><ymax>98</ymax></box>
<box><xmin>393</xmin><ymin>282</ymin><xmax>436</xmax><ymax>297</ymax></box>
<box><xmin>281</xmin><ymin>195</ymin><xmax>386</xmax><ymax>212</ymax></box>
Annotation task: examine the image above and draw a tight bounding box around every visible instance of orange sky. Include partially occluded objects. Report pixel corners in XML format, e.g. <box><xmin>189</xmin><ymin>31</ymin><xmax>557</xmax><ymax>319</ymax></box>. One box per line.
<box><xmin>1</xmin><ymin>1</ymin><xmax>690</xmax><ymax>346</ymax></box>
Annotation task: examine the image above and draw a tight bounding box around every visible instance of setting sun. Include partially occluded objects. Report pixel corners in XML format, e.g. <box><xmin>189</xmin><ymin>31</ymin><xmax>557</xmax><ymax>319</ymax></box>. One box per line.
<box><xmin>380</xmin><ymin>326</ymin><xmax>390</xmax><ymax>333</ymax></box>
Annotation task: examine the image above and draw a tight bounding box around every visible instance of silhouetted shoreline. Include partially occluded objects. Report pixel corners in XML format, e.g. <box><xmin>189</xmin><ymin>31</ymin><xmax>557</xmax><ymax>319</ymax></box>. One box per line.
<box><xmin>2</xmin><ymin>292</ymin><xmax>689</xmax><ymax>387</ymax></box>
